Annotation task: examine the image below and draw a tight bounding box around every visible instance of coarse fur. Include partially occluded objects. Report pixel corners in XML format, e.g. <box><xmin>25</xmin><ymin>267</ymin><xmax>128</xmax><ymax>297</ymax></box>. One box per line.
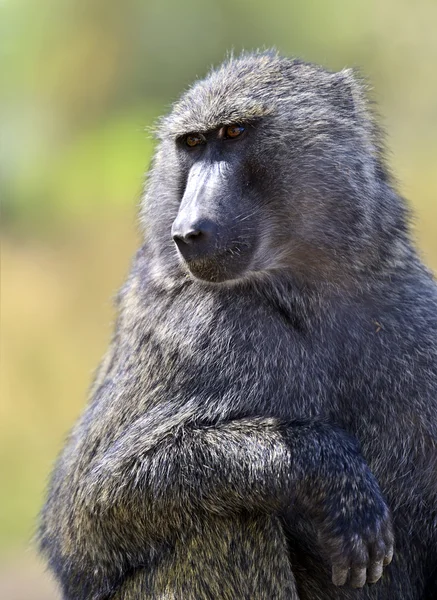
<box><xmin>40</xmin><ymin>51</ymin><xmax>437</xmax><ymax>599</ymax></box>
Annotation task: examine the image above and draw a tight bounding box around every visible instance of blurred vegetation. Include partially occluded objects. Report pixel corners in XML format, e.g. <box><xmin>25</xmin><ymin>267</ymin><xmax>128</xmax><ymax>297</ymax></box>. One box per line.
<box><xmin>1</xmin><ymin>0</ymin><xmax>436</xmax><ymax>594</ymax></box>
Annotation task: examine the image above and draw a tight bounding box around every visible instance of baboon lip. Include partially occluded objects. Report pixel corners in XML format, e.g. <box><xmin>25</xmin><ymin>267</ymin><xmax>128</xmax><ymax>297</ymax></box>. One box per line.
<box><xmin>183</xmin><ymin>245</ymin><xmax>251</xmax><ymax>283</ymax></box>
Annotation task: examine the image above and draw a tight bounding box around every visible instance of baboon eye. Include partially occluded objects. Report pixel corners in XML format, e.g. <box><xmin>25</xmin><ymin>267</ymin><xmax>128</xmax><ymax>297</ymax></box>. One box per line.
<box><xmin>185</xmin><ymin>133</ymin><xmax>205</xmax><ymax>148</ymax></box>
<box><xmin>224</xmin><ymin>124</ymin><xmax>245</xmax><ymax>139</ymax></box>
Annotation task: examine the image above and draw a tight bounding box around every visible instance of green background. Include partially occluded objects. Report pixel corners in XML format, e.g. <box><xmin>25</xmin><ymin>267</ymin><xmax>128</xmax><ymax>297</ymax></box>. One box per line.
<box><xmin>1</xmin><ymin>0</ymin><xmax>437</xmax><ymax>597</ymax></box>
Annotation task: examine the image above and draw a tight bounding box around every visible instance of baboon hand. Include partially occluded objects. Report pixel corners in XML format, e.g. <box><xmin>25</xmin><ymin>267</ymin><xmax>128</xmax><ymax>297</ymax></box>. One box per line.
<box><xmin>319</xmin><ymin>498</ymin><xmax>394</xmax><ymax>588</ymax></box>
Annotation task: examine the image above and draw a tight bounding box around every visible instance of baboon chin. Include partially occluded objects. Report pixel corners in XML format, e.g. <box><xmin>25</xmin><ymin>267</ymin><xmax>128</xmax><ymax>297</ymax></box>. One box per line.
<box><xmin>180</xmin><ymin>248</ymin><xmax>254</xmax><ymax>283</ymax></box>
<box><xmin>40</xmin><ymin>50</ymin><xmax>437</xmax><ymax>600</ymax></box>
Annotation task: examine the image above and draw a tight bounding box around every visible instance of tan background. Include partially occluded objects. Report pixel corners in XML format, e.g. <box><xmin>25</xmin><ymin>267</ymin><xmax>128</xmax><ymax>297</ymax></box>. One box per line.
<box><xmin>1</xmin><ymin>0</ymin><xmax>437</xmax><ymax>597</ymax></box>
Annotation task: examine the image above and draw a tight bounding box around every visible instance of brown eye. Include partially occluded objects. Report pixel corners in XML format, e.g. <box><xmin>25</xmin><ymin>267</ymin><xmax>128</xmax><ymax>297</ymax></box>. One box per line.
<box><xmin>185</xmin><ymin>133</ymin><xmax>204</xmax><ymax>147</ymax></box>
<box><xmin>224</xmin><ymin>124</ymin><xmax>245</xmax><ymax>139</ymax></box>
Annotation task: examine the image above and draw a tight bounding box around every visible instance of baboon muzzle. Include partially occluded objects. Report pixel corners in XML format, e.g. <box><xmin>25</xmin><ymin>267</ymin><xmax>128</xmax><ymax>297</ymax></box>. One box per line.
<box><xmin>172</xmin><ymin>161</ymin><xmax>232</xmax><ymax>264</ymax></box>
<box><xmin>171</xmin><ymin>160</ymin><xmax>254</xmax><ymax>282</ymax></box>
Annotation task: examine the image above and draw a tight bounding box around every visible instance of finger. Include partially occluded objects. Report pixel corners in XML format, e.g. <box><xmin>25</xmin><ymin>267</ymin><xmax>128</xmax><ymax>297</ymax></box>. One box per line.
<box><xmin>383</xmin><ymin>545</ymin><xmax>394</xmax><ymax>566</ymax></box>
<box><xmin>367</xmin><ymin>538</ymin><xmax>386</xmax><ymax>581</ymax></box>
<box><xmin>332</xmin><ymin>565</ymin><xmax>349</xmax><ymax>587</ymax></box>
<box><xmin>350</xmin><ymin>566</ymin><xmax>367</xmax><ymax>588</ymax></box>
<box><xmin>370</xmin><ymin>537</ymin><xmax>386</xmax><ymax>560</ymax></box>
<box><xmin>367</xmin><ymin>560</ymin><xmax>384</xmax><ymax>584</ymax></box>
<box><xmin>383</xmin><ymin>526</ymin><xmax>395</xmax><ymax>560</ymax></box>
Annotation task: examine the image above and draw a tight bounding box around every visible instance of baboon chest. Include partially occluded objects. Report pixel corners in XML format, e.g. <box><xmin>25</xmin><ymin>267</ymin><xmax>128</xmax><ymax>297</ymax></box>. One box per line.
<box><xmin>132</xmin><ymin>287</ymin><xmax>329</xmax><ymax>421</ymax></box>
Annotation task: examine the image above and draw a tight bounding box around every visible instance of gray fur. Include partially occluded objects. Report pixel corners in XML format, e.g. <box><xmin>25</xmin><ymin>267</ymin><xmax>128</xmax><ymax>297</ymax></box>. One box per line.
<box><xmin>40</xmin><ymin>51</ymin><xmax>437</xmax><ymax>599</ymax></box>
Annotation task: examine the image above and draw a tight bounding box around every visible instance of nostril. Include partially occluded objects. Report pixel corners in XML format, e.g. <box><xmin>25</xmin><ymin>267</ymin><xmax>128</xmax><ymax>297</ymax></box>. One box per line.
<box><xmin>173</xmin><ymin>229</ymin><xmax>203</xmax><ymax>245</ymax></box>
<box><xmin>184</xmin><ymin>229</ymin><xmax>202</xmax><ymax>243</ymax></box>
<box><xmin>172</xmin><ymin>219</ymin><xmax>217</xmax><ymax>250</ymax></box>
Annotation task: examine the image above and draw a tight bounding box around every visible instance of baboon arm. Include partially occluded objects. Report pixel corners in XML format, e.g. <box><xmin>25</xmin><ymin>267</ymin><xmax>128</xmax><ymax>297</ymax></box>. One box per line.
<box><xmin>86</xmin><ymin>416</ymin><xmax>393</xmax><ymax>587</ymax></box>
<box><xmin>40</xmin><ymin>416</ymin><xmax>393</xmax><ymax>598</ymax></box>
<box><xmin>87</xmin><ymin>415</ymin><xmax>393</xmax><ymax>539</ymax></box>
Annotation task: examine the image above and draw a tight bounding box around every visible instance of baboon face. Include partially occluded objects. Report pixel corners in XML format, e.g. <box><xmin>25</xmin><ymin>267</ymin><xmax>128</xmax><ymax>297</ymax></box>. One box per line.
<box><xmin>170</xmin><ymin>121</ymin><xmax>266</xmax><ymax>283</ymax></box>
<box><xmin>151</xmin><ymin>53</ymin><xmax>380</xmax><ymax>284</ymax></box>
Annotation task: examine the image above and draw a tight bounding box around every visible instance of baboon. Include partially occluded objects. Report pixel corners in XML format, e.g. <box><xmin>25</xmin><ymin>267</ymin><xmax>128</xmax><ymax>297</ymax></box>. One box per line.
<box><xmin>40</xmin><ymin>51</ymin><xmax>437</xmax><ymax>599</ymax></box>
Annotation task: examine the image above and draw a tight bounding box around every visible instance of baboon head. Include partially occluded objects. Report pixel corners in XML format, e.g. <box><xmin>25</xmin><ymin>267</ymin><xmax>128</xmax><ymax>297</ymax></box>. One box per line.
<box><xmin>143</xmin><ymin>51</ymin><xmax>406</xmax><ymax>285</ymax></box>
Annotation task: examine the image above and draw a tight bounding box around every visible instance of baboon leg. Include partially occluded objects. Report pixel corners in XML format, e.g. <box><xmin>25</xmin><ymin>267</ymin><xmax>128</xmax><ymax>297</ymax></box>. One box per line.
<box><xmin>113</xmin><ymin>515</ymin><xmax>299</xmax><ymax>600</ymax></box>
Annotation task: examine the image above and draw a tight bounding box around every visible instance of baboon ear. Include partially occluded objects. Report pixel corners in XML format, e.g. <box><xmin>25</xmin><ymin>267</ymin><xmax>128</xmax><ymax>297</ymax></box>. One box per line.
<box><xmin>329</xmin><ymin>68</ymin><xmax>367</xmax><ymax>118</ymax></box>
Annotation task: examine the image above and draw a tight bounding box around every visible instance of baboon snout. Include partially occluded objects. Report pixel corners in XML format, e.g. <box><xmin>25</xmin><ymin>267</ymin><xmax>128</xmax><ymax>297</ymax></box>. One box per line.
<box><xmin>172</xmin><ymin>217</ymin><xmax>219</xmax><ymax>262</ymax></box>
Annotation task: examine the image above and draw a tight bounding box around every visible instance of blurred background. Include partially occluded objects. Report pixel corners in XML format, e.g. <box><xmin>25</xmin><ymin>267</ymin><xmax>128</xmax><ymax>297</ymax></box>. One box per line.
<box><xmin>1</xmin><ymin>0</ymin><xmax>436</xmax><ymax>597</ymax></box>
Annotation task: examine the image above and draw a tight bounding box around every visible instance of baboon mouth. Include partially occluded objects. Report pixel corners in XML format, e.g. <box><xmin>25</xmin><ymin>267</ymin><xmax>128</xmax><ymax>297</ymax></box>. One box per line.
<box><xmin>183</xmin><ymin>245</ymin><xmax>252</xmax><ymax>283</ymax></box>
